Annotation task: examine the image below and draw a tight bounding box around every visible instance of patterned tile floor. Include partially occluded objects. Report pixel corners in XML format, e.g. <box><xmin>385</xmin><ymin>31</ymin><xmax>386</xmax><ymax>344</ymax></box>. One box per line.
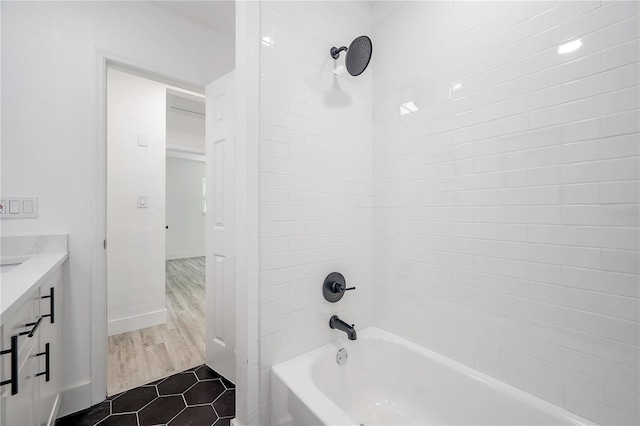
<box><xmin>56</xmin><ymin>365</ymin><xmax>234</xmax><ymax>426</ymax></box>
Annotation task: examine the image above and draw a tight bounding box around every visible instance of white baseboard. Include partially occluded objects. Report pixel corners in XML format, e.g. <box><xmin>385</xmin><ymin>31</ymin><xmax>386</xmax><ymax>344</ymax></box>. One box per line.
<box><xmin>166</xmin><ymin>251</ymin><xmax>205</xmax><ymax>260</ymax></box>
<box><xmin>47</xmin><ymin>394</ymin><xmax>61</xmax><ymax>426</ymax></box>
<box><xmin>107</xmin><ymin>308</ymin><xmax>167</xmax><ymax>336</ymax></box>
<box><xmin>58</xmin><ymin>381</ymin><xmax>92</xmax><ymax>418</ymax></box>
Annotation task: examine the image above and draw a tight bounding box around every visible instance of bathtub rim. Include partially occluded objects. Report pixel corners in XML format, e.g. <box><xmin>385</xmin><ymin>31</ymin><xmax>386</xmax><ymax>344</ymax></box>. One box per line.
<box><xmin>271</xmin><ymin>326</ymin><xmax>597</xmax><ymax>426</ymax></box>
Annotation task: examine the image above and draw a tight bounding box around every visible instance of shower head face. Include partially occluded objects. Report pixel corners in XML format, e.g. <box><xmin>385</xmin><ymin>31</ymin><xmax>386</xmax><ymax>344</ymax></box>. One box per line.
<box><xmin>345</xmin><ymin>35</ymin><xmax>372</xmax><ymax>76</ymax></box>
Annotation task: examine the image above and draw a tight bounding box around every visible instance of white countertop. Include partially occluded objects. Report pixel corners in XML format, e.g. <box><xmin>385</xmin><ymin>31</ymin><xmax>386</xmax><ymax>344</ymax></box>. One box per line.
<box><xmin>1</xmin><ymin>252</ymin><xmax>68</xmax><ymax>322</ymax></box>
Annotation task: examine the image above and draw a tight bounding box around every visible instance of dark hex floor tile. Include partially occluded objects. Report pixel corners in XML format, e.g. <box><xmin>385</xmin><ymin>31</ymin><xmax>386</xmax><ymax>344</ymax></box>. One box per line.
<box><xmin>221</xmin><ymin>377</ymin><xmax>235</xmax><ymax>389</ymax></box>
<box><xmin>55</xmin><ymin>401</ymin><xmax>111</xmax><ymax>426</ymax></box>
<box><xmin>168</xmin><ymin>405</ymin><xmax>218</xmax><ymax>426</ymax></box>
<box><xmin>143</xmin><ymin>378</ymin><xmax>164</xmax><ymax>386</ymax></box>
<box><xmin>57</xmin><ymin>365</ymin><xmax>234</xmax><ymax>426</ymax></box>
<box><xmin>195</xmin><ymin>364</ymin><xmax>222</xmax><ymax>380</ymax></box>
<box><xmin>184</xmin><ymin>380</ymin><xmax>226</xmax><ymax>405</ymax></box>
<box><xmin>213</xmin><ymin>390</ymin><xmax>235</xmax><ymax>418</ymax></box>
<box><xmin>182</xmin><ymin>365</ymin><xmax>200</xmax><ymax>372</ymax></box>
<box><xmin>97</xmin><ymin>413</ymin><xmax>138</xmax><ymax>426</ymax></box>
<box><xmin>157</xmin><ymin>371</ymin><xmax>198</xmax><ymax>395</ymax></box>
<box><xmin>138</xmin><ymin>395</ymin><xmax>186</xmax><ymax>425</ymax></box>
<box><xmin>111</xmin><ymin>386</ymin><xmax>158</xmax><ymax>413</ymax></box>
<box><xmin>106</xmin><ymin>392</ymin><xmax>122</xmax><ymax>401</ymax></box>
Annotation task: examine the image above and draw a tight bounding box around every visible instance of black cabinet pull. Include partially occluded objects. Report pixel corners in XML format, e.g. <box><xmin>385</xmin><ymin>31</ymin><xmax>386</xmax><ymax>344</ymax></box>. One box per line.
<box><xmin>41</xmin><ymin>287</ymin><xmax>55</xmax><ymax>324</ymax></box>
<box><xmin>35</xmin><ymin>343</ymin><xmax>50</xmax><ymax>382</ymax></box>
<box><xmin>20</xmin><ymin>316</ymin><xmax>43</xmax><ymax>338</ymax></box>
<box><xmin>0</xmin><ymin>336</ymin><xmax>19</xmax><ymax>395</ymax></box>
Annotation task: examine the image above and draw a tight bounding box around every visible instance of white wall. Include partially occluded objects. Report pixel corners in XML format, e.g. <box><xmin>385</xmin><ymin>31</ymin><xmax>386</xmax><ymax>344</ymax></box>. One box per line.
<box><xmin>167</xmin><ymin>108</ymin><xmax>206</xmax><ymax>153</ymax></box>
<box><xmin>165</xmin><ymin>106</ymin><xmax>206</xmax><ymax>260</ymax></box>
<box><xmin>372</xmin><ymin>1</ymin><xmax>639</xmax><ymax>425</ymax></box>
<box><xmin>106</xmin><ymin>68</ymin><xmax>167</xmax><ymax>336</ymax></box>
<box><xmin>1</xmin><ymin>0</ymin><xmax>233</xmax><ymax>414</ymax></box>
<box><xmin>166</xmin><ymin>157</ymin><xmax>206</xmax><ymax>260</ymax></box>
<box><xmin>258</xmin><ymin>1</ymin><xmax>373</xmax><ymax>422</ymax></box>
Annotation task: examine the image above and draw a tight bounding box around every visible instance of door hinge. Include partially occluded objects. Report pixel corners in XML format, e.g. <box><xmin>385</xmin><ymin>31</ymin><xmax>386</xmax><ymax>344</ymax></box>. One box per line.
<box><xmin>103</xmin><ymin>240</ymin><xmax>106</xmax><ymax>249</ymax></box>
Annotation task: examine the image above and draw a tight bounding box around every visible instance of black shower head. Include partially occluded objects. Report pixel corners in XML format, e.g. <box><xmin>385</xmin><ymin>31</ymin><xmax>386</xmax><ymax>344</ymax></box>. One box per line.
<box><xmin>330</xmin><ymin>35</ymin><xmax>372</xmax><ymax>76</ymax></box>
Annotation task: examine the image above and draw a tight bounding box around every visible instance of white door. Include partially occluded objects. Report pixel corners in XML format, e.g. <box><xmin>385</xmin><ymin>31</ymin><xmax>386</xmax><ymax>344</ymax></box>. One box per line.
<box><xmin>205</xmin><ymin>71</ymin><xmax>235</xmax><ymax>382</ymax></box>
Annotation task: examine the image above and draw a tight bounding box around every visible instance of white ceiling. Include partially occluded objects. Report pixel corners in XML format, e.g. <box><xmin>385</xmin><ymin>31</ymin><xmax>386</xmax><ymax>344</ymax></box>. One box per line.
<box><xmin>149</xmin><ymin>1</ymin><xmax>235</xmax><ymax>39</ymax></box>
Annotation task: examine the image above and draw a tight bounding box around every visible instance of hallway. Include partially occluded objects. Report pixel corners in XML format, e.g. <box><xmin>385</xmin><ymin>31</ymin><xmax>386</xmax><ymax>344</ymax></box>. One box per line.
<box><xmin>107</xmin><ymin>257</ymin><xmax>205</xmax><ymax>395</ymax></box>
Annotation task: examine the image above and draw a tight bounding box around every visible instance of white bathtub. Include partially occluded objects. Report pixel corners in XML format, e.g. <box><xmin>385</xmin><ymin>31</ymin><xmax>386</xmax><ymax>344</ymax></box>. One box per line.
<box><xmin>271</xmin><ymin>327</ymin><xmax>595</xmax><ymax>426</ymax></box>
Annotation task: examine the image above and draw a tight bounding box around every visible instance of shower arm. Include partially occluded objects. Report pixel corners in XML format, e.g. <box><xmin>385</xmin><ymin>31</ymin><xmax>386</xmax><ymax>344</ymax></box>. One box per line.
<box><xmin>330</xmin><ymin>46</ymin><xmax>348</xmax><ymax>59</ymax></box>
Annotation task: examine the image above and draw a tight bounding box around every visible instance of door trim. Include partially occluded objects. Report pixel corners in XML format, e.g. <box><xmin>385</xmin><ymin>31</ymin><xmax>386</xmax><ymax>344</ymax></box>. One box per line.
<box><xmin>91</xmin><ymin>49</ymin><xmax>209</xmax><ymax>405</ymax></box>
<box><xmin>233</xmin><ymin>2</ymin><xmax>261</xmax><ymax>424</ymax></box>
<box><xmin>92</xmin><ymin>27</ymin><xmax>260</xmax><ymax>419</ymax></box>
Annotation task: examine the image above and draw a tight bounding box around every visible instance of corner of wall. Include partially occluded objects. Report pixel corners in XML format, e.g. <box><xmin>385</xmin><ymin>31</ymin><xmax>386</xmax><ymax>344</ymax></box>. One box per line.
<box><xmin>58</xmin><ymin>381</ymin><xmax>93</xmax><ymax>418</ymax></box>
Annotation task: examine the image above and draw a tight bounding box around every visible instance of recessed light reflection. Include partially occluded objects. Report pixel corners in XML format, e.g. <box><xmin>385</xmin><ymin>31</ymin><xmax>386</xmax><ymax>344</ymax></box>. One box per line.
<box><xmin>449</xmin><ymin>82</ymin><xmax>463</xmax><ymax>99</ymax></box>
<box><xmin>400</xmin><ymin>101</ymin><xmax>418</xmax><ymax>116</ymax></box>
<box><xmin>558</xmin><ymin>39</ymin><xmax>582</xmax><ymax>54</ymax></box>
<box><xmin>262</xmin><ymin>36</ymin><xmax>272</xmax><ymax>45</ymax></box>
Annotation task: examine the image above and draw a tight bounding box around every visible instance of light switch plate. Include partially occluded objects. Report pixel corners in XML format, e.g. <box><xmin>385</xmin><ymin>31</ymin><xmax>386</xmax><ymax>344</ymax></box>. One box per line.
<box><xmin>0</xmin><ymin>197</ymin><xmax>38</xmax><ymax>218</ymax></box>
<box><xmin>137</xmin><ymin>133</ymin><xmax>149</xmax><ymax>147</ymax></box>
<box><xmin>137</xmin><ymin>194</ymin><xmax>148</xmax><ymax>208</ymax></box>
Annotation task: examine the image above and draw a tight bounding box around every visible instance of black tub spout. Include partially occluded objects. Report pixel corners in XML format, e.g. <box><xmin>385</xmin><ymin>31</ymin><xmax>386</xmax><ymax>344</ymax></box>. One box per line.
<box><xmin>329</xmin><ymin>315</ymin><xmax>357</xmax><ymax>340</ymax></box>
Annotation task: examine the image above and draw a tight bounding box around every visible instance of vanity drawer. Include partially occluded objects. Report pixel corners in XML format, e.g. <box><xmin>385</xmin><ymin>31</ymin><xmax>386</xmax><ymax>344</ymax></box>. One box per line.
<box><xmin>0</xmin><ymin>332</ymin><xmax>38</xmax><ymax>425</ymax></box>
<box><xmin>1</xmin><ymin>287</ymin><xmax>41</xmax><ymax>378</ymax></box>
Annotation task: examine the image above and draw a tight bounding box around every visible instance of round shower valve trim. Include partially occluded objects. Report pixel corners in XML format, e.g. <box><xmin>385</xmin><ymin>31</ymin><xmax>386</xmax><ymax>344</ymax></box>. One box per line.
<box><xmin>323</xmin><ymin>272</ymin><xmax>356</xmax><ymax>303</ymax></box>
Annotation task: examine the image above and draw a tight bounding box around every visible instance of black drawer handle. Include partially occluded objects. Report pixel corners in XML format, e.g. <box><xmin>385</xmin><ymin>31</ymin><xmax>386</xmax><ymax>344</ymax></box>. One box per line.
<box><xmin>20</xmin><ymin>316</ymin><xmax>43</xmax><ymax>338</ymax></box>
<box><xmin>35</xmin><ymin>343</ymin><xmax>50</xmax><ymax>382</ymax></box>
<box><xmin>0</xmin><ymin>336</ymin><xmax>19</xmax><ymax>395</ymax></box>
<box><xmin>41</xmin><ymin>287</ymin><xmax>55</xmax><ymax>324</ymax></box>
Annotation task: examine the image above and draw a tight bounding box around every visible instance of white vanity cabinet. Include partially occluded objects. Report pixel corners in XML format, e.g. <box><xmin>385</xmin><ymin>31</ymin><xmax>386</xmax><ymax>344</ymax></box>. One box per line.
<box><xmin>0</xmin><ymin>264</ymin><xmax>63</xmax><ymax>426</ymax></box>
<box><xmin>36</xmin><ymin>269</ymin><xmax>61</xmax><ymax>426</ymax></box>
<box><xmin>0</xmin><ymin>286</ymin><xmax>40</xmax><ymax>426</ymax></box>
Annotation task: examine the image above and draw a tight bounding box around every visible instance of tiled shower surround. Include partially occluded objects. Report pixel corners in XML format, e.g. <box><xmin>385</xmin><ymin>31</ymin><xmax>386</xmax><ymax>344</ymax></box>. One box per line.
<box><xmin>372</xmin><ymin>1</ymin><xmax>639</xmax><ymax>425</ymax></box>
<box><xmin>257</xmin><ymin>1</ymin><xmax>639</xmax><ymax>425</ymax></box>
<box><xmin>258</xmin><ymin>1</ymin><xmax>374</xmax><ymax>422</ymax></box>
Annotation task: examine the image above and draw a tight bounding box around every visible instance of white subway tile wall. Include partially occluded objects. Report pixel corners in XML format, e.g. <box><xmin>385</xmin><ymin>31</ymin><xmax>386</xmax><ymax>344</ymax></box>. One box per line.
<box><xmin>372</xmin><ymin>1</ymin><xmax>639</xmax><ymax>425</ymax></box>
<box><xmin>258</xmin><ymin>1</ymin><xmax>373</xmax><ymax>422</ymax></box>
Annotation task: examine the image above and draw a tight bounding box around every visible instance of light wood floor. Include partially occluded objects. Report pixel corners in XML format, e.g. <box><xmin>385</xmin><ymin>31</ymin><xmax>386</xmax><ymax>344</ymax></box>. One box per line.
<box><xmin>107</xmin><ymin>257</ymin><xmax>205</xmax><ymax>395</ymax></box>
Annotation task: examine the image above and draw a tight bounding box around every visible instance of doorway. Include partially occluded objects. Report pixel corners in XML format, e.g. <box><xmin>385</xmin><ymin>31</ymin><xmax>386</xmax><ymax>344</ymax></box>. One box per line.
<box><xmin>105</xmin><ymin>66</ymin><xmax>209</xmax><ymax>395</ymax></box>
<box><xmin>78</xmin><ymin>0</ymin><xmax>255</xmax><ymax>419</ymax></box>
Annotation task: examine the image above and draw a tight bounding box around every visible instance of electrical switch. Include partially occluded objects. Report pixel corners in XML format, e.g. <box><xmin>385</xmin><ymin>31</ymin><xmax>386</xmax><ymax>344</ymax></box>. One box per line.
<box><xmin>137</xmin><ymin>133</ymin><xmax>149</xmax><ymax>147</ymax></box>
<box><xmin>137</xmin><ymin>194</ymin><xmax>148</xmax><ymax>208</ymax></box>
<box><xmin>0</xmin><ymin>197</ymin><xmax>38</xmax><ymax>219</ymax></box>
<box><xmin>9</xmin><ymin>200</ymin><xmax>20</xmax><ymax>214</ymax></box>
<box><xmin>23</xmin><ymin>200</ymin><xmax>34</xmax><ymax>214</ymax></box>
